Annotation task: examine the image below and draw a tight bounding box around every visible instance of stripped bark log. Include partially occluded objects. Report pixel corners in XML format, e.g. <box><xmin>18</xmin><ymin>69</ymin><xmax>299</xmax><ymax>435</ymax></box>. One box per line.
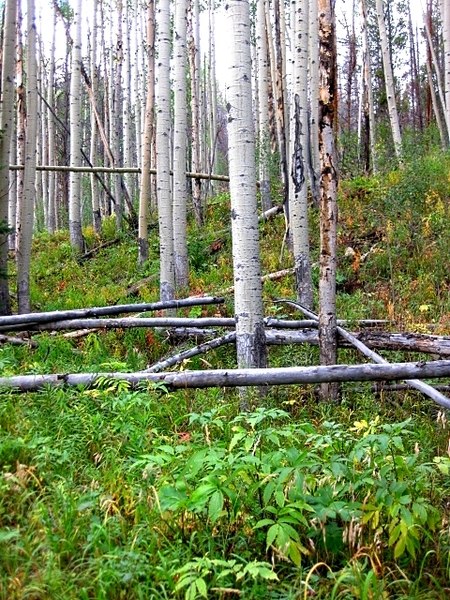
<box><xmin>278</xmin><ymin>299</ymin><xmax>450</xmax><ymax>406</ymax></box>
<box><xmin>1</xmin><ymin>360</ymin><xmax>450</xmax><ymax>400</ymax></box>
<box><xmin>25</xmin><ymin>317</ymin><xmax>236</xmax><ymax>332</ymax></box>
<box><xmin>0</xmin><ymin>297</ymin><xmax>225</xmax><ymax>329</ymax></box>
<box><xmin>144</xmin><ymin>332</ymin><xmax>236</xmax><ymax>372</ymax></box>
<box><xmin>0</xmin><ymin>334</ymin><xmax>38</xmax><ymax>347</ymax></box>
<box><xmin>264</xmin><ymin>329</ymin><xmax>450</xmax><ymax>356</ymax></box>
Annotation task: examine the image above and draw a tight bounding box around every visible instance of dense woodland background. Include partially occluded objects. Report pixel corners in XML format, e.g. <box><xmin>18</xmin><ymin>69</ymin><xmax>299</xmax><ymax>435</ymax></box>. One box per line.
<box><xmin>0</xmin><ymin>0</ymin><xmax>450</xmax><ymax>598</ymax></box>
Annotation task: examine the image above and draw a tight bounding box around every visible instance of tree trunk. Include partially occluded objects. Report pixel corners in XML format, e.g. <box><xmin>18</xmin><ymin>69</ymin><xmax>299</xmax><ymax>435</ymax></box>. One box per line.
<box><xmin>155</xmin><ymin>0</ymin><xmax>175</xmax><ymax>304</ymax></box>
<box><xmin>68</xmin><ymin>0</ymin><xmax>84</xmax><ymax>252</ymax></box>
<box><xmin>360</xmin><ymin>0</ymin><xmax>377</xmax><ymax>172</ymax></box>
<box><xmin>225</xmin><ymin>0</ymin><xmax>267</xmax><ymax>382</ymax></box>
<box><xmin>289</xmin><ymin>0</ymin><xmax>313</xmax><ymax>308</ymax></box>
<box><xmin>138</xmin><ymin>0</ymin><xmax>155</xmax><ymax>266</ymax></box>
<box><xmin>0</xmin><ymin>0</ymin><xmax>17</xmax><ymax>314</ymax></box>
<box><xmin>375</xmin><ymin>0</ymin><xmax>403</xmax><ymax>163</ymax></box>
<box><xmin>188</xmin><ymin>0</ymin><xmax>203</xmax><ymax>225</ymax></box>
<box><xmin>90</xmin><ymin>0</ymin><xmax>101</xmax><ymax>233</ymax></box>
<box><xmin>173</xmin><ymin>0</ymin><xmax>189</xmax><ymax>289</ymax></box>
<box><xmin>308</xmin><ymin>0</ymin><xmax>320</xmax><ymax>206</ymax></box>
<box><xmin>318</xmin><ymin>0</ymin><xmax>338</xmax><ymax>401</ymax></box>
<box><xmin>256</xmin><ymin>0</ymin><xmax>272</xmax><ymax>211</ymax></box>
<box><xmin>17</xmin><ymin>0</ymin><xmax>38</xmax><ymax>313</ymax></box>
<box><xmin>442</xmin><ymin>0</ymin><xmax>450</xmax><ymax>136</ymax></box>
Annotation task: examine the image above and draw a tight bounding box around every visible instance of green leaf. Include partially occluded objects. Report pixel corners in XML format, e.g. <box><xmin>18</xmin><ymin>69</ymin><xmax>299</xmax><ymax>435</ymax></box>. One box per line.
<box><xmin>208</xmin><ymin>490</ymin><xmax>224</xmax><ymax>523</ymax></box>
<box><xmin>254</xmin><ymin>518</ymin><xmax>275</xmax><ymax>529</ymax></box>
<box><xmin>394</xmin><ymin>535</ymin><xmax>406</xmax><ymax>559</ymax></box>
<box><xmin>266</xmin><ymin>524</ymin><xmax>280</xmax><ymax>549</ymax></box>
<box><xmin>196</xmin><ymin>578</ymin><xmax>208</xmax><ymax>598</ymax></box>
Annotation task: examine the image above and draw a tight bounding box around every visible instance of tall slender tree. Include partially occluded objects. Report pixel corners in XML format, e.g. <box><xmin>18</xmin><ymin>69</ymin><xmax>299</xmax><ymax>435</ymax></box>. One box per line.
<box><xmin>155</xmin><ymin>0</ymin><xmax>175</xmax><ymax>303</ymax></box>
<box><xmin>225</xmin><ymin>0</ymin><xmax>267</xmax><ymax>379</ymax></box>
<box><xmin>0</xmin><ymin>0</ymin><xmax>17</xmax><ymax>315</ymax></box>
<box><xmin>256</xmin><ymin>0</ymin><xmax>272</xmax><ymax>212</ymax></box>
<box><xmin>17</xmin><ymin>0</ymin><xmax>38</xmax><ymax>313</ymax></box>
<box><xmin>318</xmin><ymin>0</ymin><xmax>338</xmax><ymax>401</ymax></box>
<box><xmin>172</xmin><ymin>0</ymin><xmax>189</xmax><ymax>288</ymax></box>
<box><xmin>375</xmin><ymin>0</ymin><xmax>403</xmax><ymax>163</ymax></box>
<box><xmin>289</xmin><ymin>0</ymin><xmax>313</xmax><ymax>308</ymax></box>
<box><xmin>68</xmin><ymin>0</ymin><xmax>84</xmax><ymax>251</ymax></box>
<box><xmin>138</xmin><ymin>0</ymin><xmax>155</xmax><ymax>266</ymax></box>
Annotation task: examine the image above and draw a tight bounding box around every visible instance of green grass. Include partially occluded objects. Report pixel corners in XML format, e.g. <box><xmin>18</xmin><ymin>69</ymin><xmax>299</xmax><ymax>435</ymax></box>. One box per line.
<box><xmin>1</xmin><ymin>151</ymin><xmax>450</xmax><ymax>597</ymax></box>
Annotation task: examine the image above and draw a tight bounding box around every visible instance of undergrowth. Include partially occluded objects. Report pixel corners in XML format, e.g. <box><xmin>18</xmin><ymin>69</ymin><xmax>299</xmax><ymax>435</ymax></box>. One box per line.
<box><xmin>1</xmin><ymin>151</ymin><xmax>449</xmax><ymax>598</ymax></box>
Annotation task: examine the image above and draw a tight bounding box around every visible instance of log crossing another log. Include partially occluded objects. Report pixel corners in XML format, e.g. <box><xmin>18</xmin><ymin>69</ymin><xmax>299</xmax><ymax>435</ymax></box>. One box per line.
<box><xmin>0</xmin><ymin>296</ymin><xmax>225</xmax><ymax>329</ymax></box>
<box><xmin>277</xmin><ymin>299</ymin><xmax>450</xmax><ymax>407</ymax></box>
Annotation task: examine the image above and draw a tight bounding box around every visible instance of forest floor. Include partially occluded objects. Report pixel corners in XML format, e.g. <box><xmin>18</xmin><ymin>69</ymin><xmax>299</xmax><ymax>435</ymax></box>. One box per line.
<box><xmin>0</xmin><ymin>151</ymin><xmax>450</xmax><ymax>598</ymax></box>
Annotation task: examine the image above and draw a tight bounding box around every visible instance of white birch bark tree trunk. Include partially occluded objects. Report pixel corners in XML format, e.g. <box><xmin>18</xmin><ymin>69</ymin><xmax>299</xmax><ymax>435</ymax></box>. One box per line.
<box><xmin>423</xmin><ymin>11</ymin><xmax>450</xmax><ymax>142</ymax></box>
<box><xmin>138</xmin><ymin>0</ymin><xmax>155</xmax><ymax>266</ymax></box>
<box><xmin>256</xmin><ymin>0</ymin><xmax>272</xmax><ymax>211</ymax></box>
<box><xmin>318</xmin><ymin>0</ymin><xmax>338</xmax><ymax>401</ymax></box>
<box><xmin>289</xmin><ymin>0</ymin><xmax>313</xmax><ymax>308</ymax></box>
<box><xmin>308</xmin><ymin>0</ymin><xmax>320</xmax><ymax>206</ymax></box>
<box><xmin>188</xmin><ymin>0</ymin><xmax>204</xmax><ymax>225</ymax></box>
<box><xmin>375</xmin><ymin>0</ymin><xmax>403</xmax><ymax>163</ymax></box>
<box><xmin>0</xmin><ymin>0</ymin><xmax>17</xmax><ymax>314</ymax></box>
<box><xmin>441</xmin><ymin>0</ymin><xmax>450</xmax><ymax>138</ymax></box>
<box><xmin>17</xmin><ymin>0</ymin><xmax>38</xmax><ymax>313</ymax></box>
<box><xmin>173</xmin><ymin>0</ymin><xmax>189</xmax><ymax>289</ymax></box>
<box><xmin>155</xmin><ymin>0</ymin><xmax>175</xmax><ymax>303</ymax></box>
<box><xmin>90</xmin><ymin>0</ymin><xmax>101</xmax><ymax>233</ymax></box>
<box><xmin>225</xmin><ymin>0</ymin><xmax>267</xmax><ymax>377</ymax></box>
<box><xmin>68</xmin><ymin>0</ymin><xmax>84</xmax><ymax>252</ymax></box>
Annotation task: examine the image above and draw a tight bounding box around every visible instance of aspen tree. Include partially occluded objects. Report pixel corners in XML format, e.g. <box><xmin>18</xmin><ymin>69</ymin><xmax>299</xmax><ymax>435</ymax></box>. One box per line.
<box><xmin>155</xmin><ymin>0</ymin><xmax>175</xmax><ymax>303</ymax></box>
<box><xmin>225</xmin><ymin>0</ymin><xmax>267</xmax><ymax>376</ymax></box>
<box><xmin>318</xmin><ymin>0</ymin><xmax>338</xmax><ymax>401</ymax></box>
<box><xmin>256</xmin><ymin>0</ymin><xmax>272</xmax><ymax>211</ymax></box>
<box><xmin>375</xmin><ymin>0</ymin><xmax>403</xmax><ymax>163</ymax></box>
<box><xmin>68</xmin><ymin>0</ymin><xmax>84</xmax><ymax>252</ymax></box>
<box><xmin>308</xmin><ymin>0</ymin><xmax>320</xmax><ymax>206</ymax></box>
<box><xmin>442</xmin><ymin>0</ymin><xmax>450</xmax><ymax>135</ymax></box>
<box><xmin>0</xmin><ymin>0</ymin><xmax>17</xmax><ymax>315</ymax></box>
<box><xmin>289</xmin><ymin>0</ymin><xmax>313</xmax><ymax>308</ymax></box>
<box><xmin>173</xmin><ymin>0</ymin><xmax>189</xmax><ymax>288</ymax></box>
<box><xmin>138</xmin><ymin>0</ymin><xmax>155</xmax><ymax>266</ymax></box>
<box><xmin>188</xmin><ymin>0</ymin><xmax>203</xmax><ymax>225</ymax></box>
<box><xmin>17</xmin><ymin>0</ymin><xmax>38</xmax><ymax>313</ymax></box>
<box><xmin>90</xmin><ymin>0</ymin><xmax>101</xmax><ymax>233</ymax></box>
<box><xmin>360</xmin><ymin>0</ymin><xmax>377</xmax><ymax>172</ymax></box>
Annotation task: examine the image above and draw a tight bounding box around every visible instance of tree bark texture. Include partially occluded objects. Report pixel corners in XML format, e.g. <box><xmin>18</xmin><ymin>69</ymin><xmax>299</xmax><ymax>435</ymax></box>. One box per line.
<box><xmin>17</xmin><ymin>0</ymin><xmax>38</xmax><ymax>314</ymax></box>
<box><xmin>173</xmin><ymin>0</ymin><xmax>189</xmax><ymax>288</ymax></box>
<box><xmin>0</xmin><ymin>0</ymin><xmax>17</xmax><ymax>315</ymax></box>
<box><xmin>68</xmin><ymin>0</ymin><xmax>84</xmax><ymax>252</ymax></box>
<box><xmin>155</xmin><ymin>0</ymin><xmax>175</xmax><ymax>304</ymax></box>
<box><xmin>318</xmin><ymin>0</ymin><xmax>339</xmax><ymax>400</ymax></box>
<box><xmin>225</xmin><ymin>0</ymin><xmax>267</xmax><ymax>372</ymax></box>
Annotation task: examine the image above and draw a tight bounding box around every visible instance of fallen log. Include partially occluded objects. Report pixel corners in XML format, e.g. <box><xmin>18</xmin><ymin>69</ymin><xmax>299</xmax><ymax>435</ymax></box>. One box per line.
<box><xmin>0</xmin><ymin>334</ymin><xmax>38</xmax><ymax>347</ymax></box>
<box><xmin>1</xmin><ymin>360</ymin><xmax>450</xmax><ymax>402</ymax></box>
<box><xmin>144</xmin><ymin>329</ymin><xmax>450</xmax><ymax>375</ymax></box>
<box><xmin>264</xmin><ymin>329</ymin><xmax>450</xmax><ymax>356</ymax></box>
<box><xmin>357</xmin><ymin>331</ymin><xmax>450</xmax><ymax>356</ymax></box>
<box><xmin>28</xmin><ymin>317</ymin><xmax>236</xmax><ymax>331</ymax></box>
<box><xmin>0</xmin><ymin>296</ymin><xmax>225</xmax><ymax>330</ymax></box>
<box><xmin>145</xmin><ymin>332</ymin><xmax>237</xmax><ymax>372</ymax></box>
<box><xmin>278</xmin><ymin>299</ymin><xmax>450</xmax><ymax>407</ymax></box>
